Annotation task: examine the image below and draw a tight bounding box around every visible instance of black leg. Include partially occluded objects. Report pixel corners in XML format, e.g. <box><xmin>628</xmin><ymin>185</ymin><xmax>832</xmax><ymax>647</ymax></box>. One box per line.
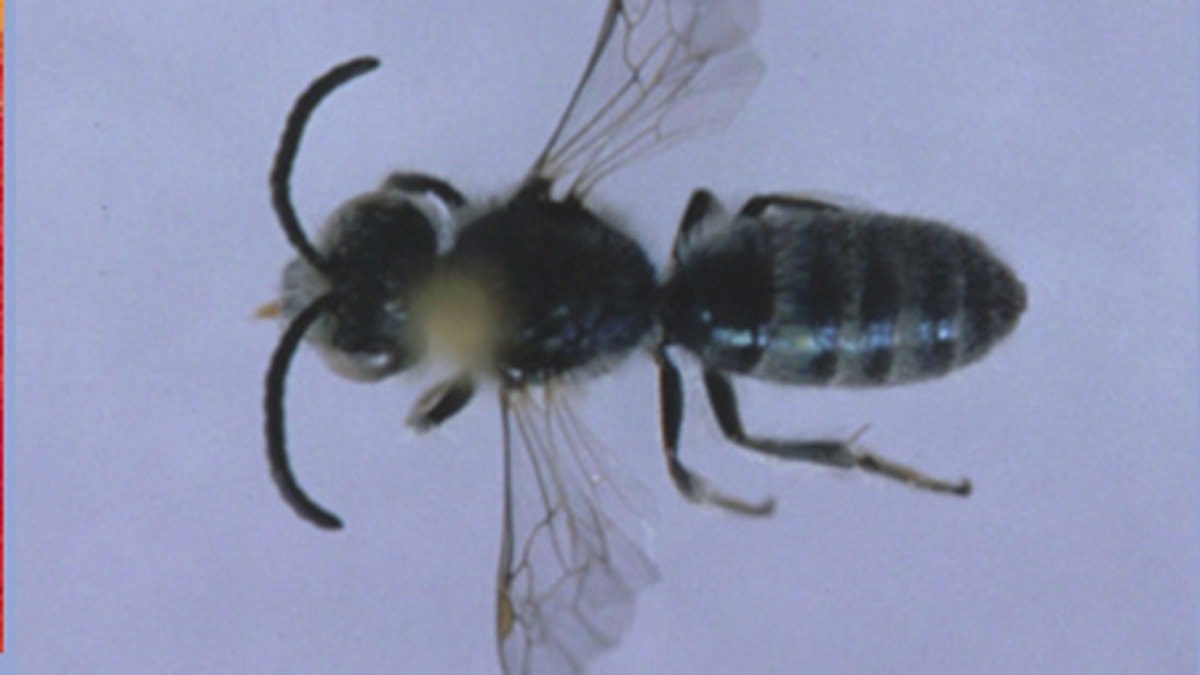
<box><xmin>702</xmin><ymin>369</ymin><xmax>971</xmax><ymax>496</ymax></box>
<box><xmin>406</xmin><ymin>373</ymin><xmax>476</xmax><ymax>432</ymax></box>
<box><xmin>738</xmin><ymin>193</ymin><xmax>844</xmax><ymax>219</ymax></box>
<box><xmin>384</xmin><ymin>172</ymin><xmax>468</xmax><ymax>209</ymax></box>
<box><xmin>656</xmin><ymin>347</ymin><xmax>775</xmax><ymax>516</ymax></box>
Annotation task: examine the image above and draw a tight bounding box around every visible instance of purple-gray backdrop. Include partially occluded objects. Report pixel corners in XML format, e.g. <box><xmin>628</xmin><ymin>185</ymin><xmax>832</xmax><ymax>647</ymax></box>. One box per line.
<box><xmin>12</xmin><ymin>2</ymin><xmax>1196</xmax><ymax>673</ymax></box>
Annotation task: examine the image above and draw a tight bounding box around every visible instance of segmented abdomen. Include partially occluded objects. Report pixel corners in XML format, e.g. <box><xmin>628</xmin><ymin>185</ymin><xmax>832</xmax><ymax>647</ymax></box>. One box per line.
<box><xmin>661</xmin><ymin>207</ymin><xmax>1026</xmax><ymax>386</ymax></box>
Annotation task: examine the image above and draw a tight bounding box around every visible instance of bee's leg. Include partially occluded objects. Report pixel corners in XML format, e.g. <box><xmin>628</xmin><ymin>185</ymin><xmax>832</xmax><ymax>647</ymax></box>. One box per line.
<box><xmin>406</xmin><ymin>372</ymin><xmax>476</xmax><ymax>432</ymax></box>
<box><xmin>655</xmin><ymin>347</ymin><xmax>775</xmax><ymax>516</ymax></box>
<box><xmin>383</xmin><ymin>172</ymin><xmax>468</xmax><ymax>209</ymax></box>
<box><xmin>703</xmin><ymin>370</ymin><xmax>971</xmax><ymax>497</ymax></box>
<box><xmin>670</xmin><ymin>189</ymin><xmax>726</xmax><ymax>266</ymax></box>
<box><xmin>737</xmin><ymin>194</ymin><xmax>843</xmax><ymax>218</ymax></box>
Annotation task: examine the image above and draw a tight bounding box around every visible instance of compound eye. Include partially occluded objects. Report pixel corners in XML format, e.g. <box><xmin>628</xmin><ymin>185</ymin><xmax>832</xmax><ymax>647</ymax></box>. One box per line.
<box><xmin>318</xmin><ymin>343</ymin><xmax>409</xmax><ymax>382</ymax></box>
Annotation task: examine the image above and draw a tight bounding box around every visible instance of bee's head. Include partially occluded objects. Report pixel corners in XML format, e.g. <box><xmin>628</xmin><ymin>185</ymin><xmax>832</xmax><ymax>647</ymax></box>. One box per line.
<box><xmin>268</xmin><ymin>57</ymin><xmax>442</xmax><ymax>382</ymax></box>
<box><xmin>280</xmin><ymin>186</ymin><xmax>438</xmax><ymax>381</ymax></box>
<box><xmin>262</xmin><ymin>57</ymin><xmax>446</xmax><ymax>530</ymax></box>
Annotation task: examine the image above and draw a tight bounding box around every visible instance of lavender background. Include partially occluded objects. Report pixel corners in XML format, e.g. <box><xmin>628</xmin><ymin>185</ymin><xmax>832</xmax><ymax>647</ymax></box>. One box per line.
<box><xmin>11</xmin><ymin>1</ymin><xmax>1196</xmax><ymax>673</ymax></box>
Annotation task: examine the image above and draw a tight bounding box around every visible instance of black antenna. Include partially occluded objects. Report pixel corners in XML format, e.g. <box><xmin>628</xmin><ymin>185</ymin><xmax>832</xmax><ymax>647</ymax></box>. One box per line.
<box><xmin>265</xmin><ymin>294</ymin><xmax>343</xmax><ymax>529</ymax></box>
<box><xmin>271</xmin><ymin>56</ymin><xmax>381</xmax><ymax>272</ymax></box>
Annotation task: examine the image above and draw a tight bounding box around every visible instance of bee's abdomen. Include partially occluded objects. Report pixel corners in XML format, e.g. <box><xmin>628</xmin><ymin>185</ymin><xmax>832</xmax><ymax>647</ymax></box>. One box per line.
<box><xmin>662</xmin><ymin>211</ymin><xmax>1026</xmax><ymax>386</ymax></box>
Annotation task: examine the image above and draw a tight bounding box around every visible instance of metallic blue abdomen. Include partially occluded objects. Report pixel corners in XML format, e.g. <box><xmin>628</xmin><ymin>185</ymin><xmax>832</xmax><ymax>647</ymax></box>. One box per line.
<box><xmin>661</xmin><ymin>208</ymin><xmax>1026</xmax><ymax>386</ymax></box>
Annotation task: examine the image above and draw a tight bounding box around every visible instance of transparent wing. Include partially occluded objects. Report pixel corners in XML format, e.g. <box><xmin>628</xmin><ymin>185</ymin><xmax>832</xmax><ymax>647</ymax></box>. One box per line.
<box><xmin>496</xmin><ymin>385</ymin><xmax>660</xmax><ymax>675</ymax></box>
<box><xmin>529</xmin><ymin>0</ymin><xmax>764</xmax><ymax>199</ymax></box>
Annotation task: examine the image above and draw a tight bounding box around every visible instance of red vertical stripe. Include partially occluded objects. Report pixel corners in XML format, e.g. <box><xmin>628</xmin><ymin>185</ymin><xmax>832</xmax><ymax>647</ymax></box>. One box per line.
<box><xmin>1</xmin><ymin>0</ymin><xmax>8</xmax><ymax>653</ymax></box>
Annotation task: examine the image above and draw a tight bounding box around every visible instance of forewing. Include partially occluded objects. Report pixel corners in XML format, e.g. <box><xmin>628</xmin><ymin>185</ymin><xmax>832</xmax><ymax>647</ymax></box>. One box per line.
<box><xmin>496</xmin><ymin>386</ymin><xmax>659</xmax><ymax>675</ymax></box>
<box><xmin>530</xmin><ymin>0</ymin><xmax>764</xmax><ymax>198</ymax></box>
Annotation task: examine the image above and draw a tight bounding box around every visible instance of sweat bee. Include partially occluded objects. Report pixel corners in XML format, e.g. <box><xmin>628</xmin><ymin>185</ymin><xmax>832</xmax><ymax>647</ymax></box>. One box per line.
<box><xmin>259</xmin><ymin>2</ymin><xmax>1025</xmax><ymax>672</ymax></box>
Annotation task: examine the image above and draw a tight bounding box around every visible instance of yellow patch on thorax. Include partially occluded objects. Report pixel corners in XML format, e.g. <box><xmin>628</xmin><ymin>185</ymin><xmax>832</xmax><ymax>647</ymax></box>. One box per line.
<box><xmin>412</xmin><ymin>265</ymin><xmax>505</xmax><ymax>374</ymax></box>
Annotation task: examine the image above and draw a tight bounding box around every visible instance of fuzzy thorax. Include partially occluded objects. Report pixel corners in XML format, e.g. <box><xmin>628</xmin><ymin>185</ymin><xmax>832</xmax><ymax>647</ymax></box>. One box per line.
<box><xmin>411</xmin><ymin>265</ymin><xmax>506</xmax><ymax>375</ymax></box>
